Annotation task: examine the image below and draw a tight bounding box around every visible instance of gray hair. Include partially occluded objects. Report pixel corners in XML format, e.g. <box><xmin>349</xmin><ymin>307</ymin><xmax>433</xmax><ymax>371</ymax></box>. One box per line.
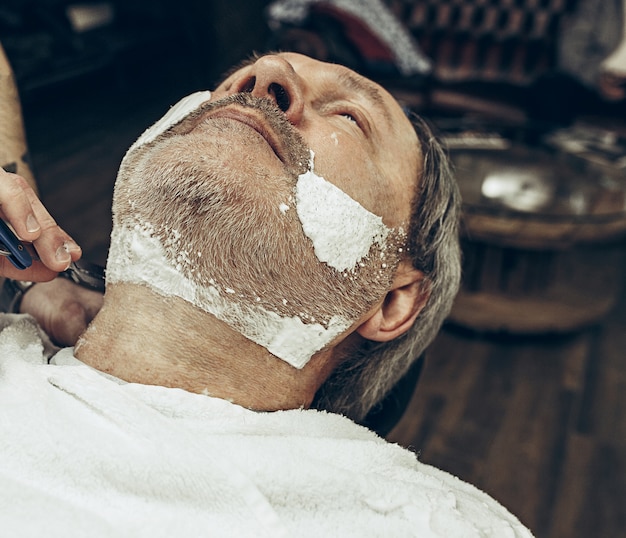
<box><xmin>312</xmin><ymin>114</ymin><xmax>461</xmax><ymax>422</ymax></box>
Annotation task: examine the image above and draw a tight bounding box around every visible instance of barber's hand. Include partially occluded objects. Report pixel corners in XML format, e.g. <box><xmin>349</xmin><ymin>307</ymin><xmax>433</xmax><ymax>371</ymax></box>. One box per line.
<box><xmin>0</xmin><ymin>168</ymin><xmax>81</xmax><ymax>280</ymax></box>
<box><xmin>20</xmin><ymin>277</ymin><xmax>104</xmax><ymax>346</ymax></box>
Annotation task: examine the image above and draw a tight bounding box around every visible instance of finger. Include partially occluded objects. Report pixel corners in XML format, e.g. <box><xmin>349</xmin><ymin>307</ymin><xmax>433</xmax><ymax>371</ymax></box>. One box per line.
<box><xmin>31</xmin><ymin>228</ymin><xmax>82</xmax><ymax>272</ymax></box>
<box><xmin>0</xmin><ymin>256</ymin><xmax>58</xmax><ymax>281</ymax></box>
<box><xmin>0</xmin><ymin>171</ymin><xmax>42</xmax><ymax>241</ymax></box>
<box><xmin>0</xmin><ymin>169</ymin><xmax>81</xmax><ymax>275</ymax></box>
<box><xmin>22</xmin><ymin>188</ymin><xmax>82</xmax><ymax>272</ymax></box>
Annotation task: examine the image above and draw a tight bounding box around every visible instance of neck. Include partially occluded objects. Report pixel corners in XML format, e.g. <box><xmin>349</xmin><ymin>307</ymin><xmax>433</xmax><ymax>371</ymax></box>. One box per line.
<box><xmin>75</xmin><ymin>283</ymin><xmax>341</xmax><ymax>411</ymax></box>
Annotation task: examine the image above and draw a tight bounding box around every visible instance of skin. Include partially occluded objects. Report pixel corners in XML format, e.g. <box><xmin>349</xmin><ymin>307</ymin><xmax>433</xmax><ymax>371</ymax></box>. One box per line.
<box><xmin>108</xmin><ymin>57</ymin><xmax>415</xmax><ymax>356</ymax></box>
<box><xmin>9</xmin><ymin>53</ymin><xmax>429</xmax><ymax>410</ymax></box>
<box><xmin>212</xmin><ymin>53</ymin><xmax>418</xmax><ymax>229</ymax></box>
<box><xmin>0</xmin><ymin>43</ymin><xmax>35</xmax><ymax>188</ymax></box>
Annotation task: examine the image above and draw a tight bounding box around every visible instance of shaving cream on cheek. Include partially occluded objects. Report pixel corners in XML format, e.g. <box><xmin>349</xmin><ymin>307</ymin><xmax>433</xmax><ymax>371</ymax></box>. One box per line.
<box><xmin>129</xmin><ymin>91</ymin><xmax>212</xmax><ymax>152</ymax></box>
<box><xmin>295</xmin><ymin>152</ymin><xmax>390</xmax><ymax>272</ymax></box>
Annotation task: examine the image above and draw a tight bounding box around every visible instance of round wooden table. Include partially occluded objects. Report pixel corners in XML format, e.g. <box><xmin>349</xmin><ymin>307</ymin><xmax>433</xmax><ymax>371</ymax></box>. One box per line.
<box><xmin>449</xmin><ymin>143</ymin><xmax>626</xmax><ymax>333</ymax></box>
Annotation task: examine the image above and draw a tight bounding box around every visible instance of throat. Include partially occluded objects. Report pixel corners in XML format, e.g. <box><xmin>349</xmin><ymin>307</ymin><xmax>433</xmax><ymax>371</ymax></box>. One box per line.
<box><xmin>75</xmin><ymin>283</ymin><xmax>337</xmax><ymax>411</ymax></box>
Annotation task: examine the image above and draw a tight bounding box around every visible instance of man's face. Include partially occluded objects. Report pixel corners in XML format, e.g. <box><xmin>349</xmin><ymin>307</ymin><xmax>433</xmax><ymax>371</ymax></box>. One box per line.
<box><xmin>109</xmin><ymin>53</ymin><xmax>421</xmax><ymax>367</ymax></box>
<box><xmin>212</xmin><ymin>53</ymin><xmax>419</xmax><ymax>228</ymax></box>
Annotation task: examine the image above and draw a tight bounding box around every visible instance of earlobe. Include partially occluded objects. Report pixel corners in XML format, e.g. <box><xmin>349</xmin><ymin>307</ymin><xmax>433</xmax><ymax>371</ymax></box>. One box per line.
<box><xmin>357</xmin><ymin>265</ymin><xmax>430</xmax><ymax>343</ymax></box>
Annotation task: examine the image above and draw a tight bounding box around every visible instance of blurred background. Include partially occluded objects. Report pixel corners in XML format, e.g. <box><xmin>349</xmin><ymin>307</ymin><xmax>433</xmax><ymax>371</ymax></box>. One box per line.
<box><xmin>2</xmin><ymin>1</ymin><xmax>625</xmax><ymax>536</ymax></box>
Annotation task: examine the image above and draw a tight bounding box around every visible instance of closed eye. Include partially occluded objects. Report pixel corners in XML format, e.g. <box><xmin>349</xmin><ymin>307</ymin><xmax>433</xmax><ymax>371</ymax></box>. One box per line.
<box><xmin>317</xmin><ymin>101</ymin><xmax>369</xmax><ymax>135</ymax></box>
<box><xmin>336</xmin><ymin>110</ymin><xmax>365</xmax><ymax>132</ymax></box>
<box><xmin>340</xmin><ymin>112</ymin><xmax>357</xmax><ymax>124</ymax></box>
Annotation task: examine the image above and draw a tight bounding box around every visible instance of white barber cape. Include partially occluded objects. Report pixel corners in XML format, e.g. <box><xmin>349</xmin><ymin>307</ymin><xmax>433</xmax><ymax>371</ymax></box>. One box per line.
<box><xmin>0</xmin><ymin>314</ymin><xmax>533</xmax><ymax>537</ymax></box>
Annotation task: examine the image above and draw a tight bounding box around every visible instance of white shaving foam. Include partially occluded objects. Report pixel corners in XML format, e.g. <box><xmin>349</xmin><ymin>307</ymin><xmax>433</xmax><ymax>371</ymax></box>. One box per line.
<box><xmin>295</xmin><ymin>152</ymin><xmax>390</xmax><ymax>272</ymax></box>
<box><xmin>107</xmin><ymin>223</ymin><xmax>350</xmax><ymax>369</ymax></box>
<box><xmin>129</xmin><ymin>91</ymin><xmax>212</xmax><ymax>152</ymax></box>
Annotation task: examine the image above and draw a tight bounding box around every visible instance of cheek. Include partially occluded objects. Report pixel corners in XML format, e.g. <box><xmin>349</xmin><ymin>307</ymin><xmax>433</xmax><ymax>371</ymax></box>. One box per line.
<box><xmin>294</xmin><ymin>151</ymin><xmax>392</xmax><ymax>274</ymax></box>
<box><xmin>308</xmin><ymin>139</ymin><xmax>386</xmax><ymax>219</ymax></box>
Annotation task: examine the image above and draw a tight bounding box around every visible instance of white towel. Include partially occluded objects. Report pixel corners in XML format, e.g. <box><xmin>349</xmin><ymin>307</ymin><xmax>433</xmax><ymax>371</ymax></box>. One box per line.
<box><xmin>0</xmin><ymin>314</ymin><xmax>533</xmax><ymax>537</ymax></box>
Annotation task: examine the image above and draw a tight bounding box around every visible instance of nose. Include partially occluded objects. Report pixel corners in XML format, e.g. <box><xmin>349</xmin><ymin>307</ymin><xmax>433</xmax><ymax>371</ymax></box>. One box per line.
<box><xmin>229</xmin><ymin>55</ymin><xmax>305</xmax><ymax>124</ymax></box>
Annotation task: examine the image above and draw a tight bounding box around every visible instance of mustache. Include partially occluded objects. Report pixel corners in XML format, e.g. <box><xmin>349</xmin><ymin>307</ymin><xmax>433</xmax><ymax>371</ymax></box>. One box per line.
<box><xmin>172</xmin><ymin>92</ymin><xmax>310</xmax><ymax>176</ymax></box>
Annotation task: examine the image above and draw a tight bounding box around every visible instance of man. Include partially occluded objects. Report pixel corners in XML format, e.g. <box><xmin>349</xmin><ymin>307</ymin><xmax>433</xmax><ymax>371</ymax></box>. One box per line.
<box><xmin>0</xmin><ymin>51</ymin><xmax>533</xmax><ymax>536</ymax></box>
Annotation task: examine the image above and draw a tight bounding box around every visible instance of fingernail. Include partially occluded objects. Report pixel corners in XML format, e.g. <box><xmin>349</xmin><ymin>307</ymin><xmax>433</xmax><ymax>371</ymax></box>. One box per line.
<box><xmin>55</xmin><ymin>243</ymin><xmax>71</xmax><ymax>266</ymax></box>
<box><xmin>65</xmin><ymin>239</ymin><xmax>81</xmax><ymax>253</ymax></box>
<box><xmin>26</xmin><ymin>214</ymin><xmax>40</xmax><ymax>233</ymax></box>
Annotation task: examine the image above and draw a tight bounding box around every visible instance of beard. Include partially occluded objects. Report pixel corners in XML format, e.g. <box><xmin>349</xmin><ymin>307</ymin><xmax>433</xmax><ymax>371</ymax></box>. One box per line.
<box><xmin>110</xmin><ymin>93</ymin><xmax>401</xmax><ymax>361</ymax></box>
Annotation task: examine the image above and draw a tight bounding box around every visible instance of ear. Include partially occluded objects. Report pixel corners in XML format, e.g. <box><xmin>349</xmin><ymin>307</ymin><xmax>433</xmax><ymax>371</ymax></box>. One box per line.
<box><xmin>356</xmin><ymin>263</ymin><xmax>430</xmax><ymax>343</ymax></box>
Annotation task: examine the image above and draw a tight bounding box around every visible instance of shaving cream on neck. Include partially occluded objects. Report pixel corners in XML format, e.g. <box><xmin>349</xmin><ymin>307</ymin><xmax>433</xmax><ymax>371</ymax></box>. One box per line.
<box><xmin>107</xmin><ymin>222</ymin><xmax>350</xmax><ymax>368</ymax></box>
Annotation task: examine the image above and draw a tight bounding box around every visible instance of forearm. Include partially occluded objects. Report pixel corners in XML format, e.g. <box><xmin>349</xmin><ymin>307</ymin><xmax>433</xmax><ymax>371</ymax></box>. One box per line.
<box><xmin>0</xmin><ymin>43</ymin><xmax>36</xmax><ymax>191</ymax></box>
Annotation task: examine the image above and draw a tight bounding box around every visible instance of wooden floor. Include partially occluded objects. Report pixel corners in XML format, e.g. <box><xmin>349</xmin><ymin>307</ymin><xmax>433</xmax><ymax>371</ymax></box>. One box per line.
<box><xmin>22</xmin><ymin>66</ymin><xmax>626</xmax><ymax>538</ymax></box>
<box><xmin>389</xmin><ymin>298</ymin><xmax>626</xmax><ymax>538</ymax></box>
